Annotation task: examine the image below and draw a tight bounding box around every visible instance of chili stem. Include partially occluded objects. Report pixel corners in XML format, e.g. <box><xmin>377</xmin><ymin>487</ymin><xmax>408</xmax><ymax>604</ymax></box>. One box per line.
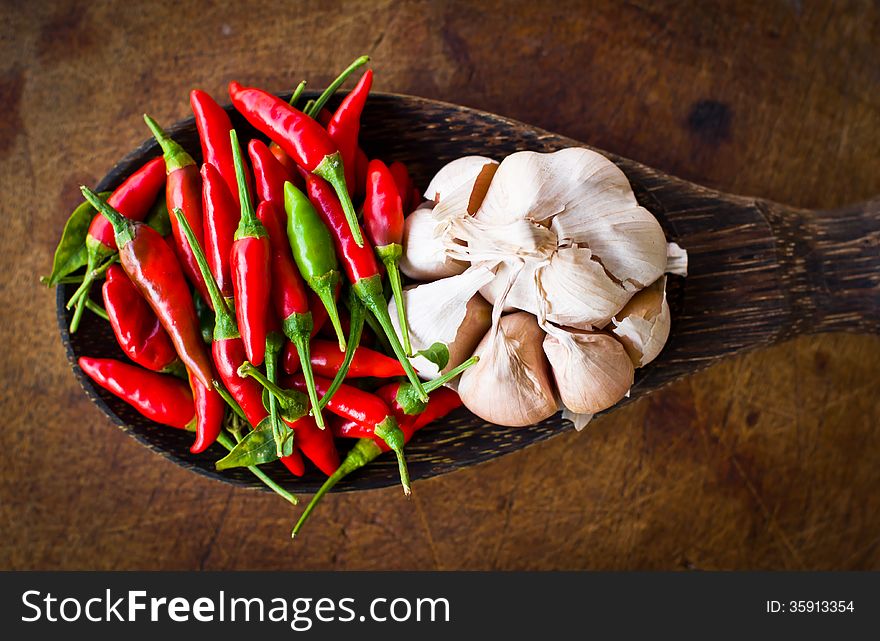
<box><xmin>383</xmin><ymin>255</ymin><xmax>412</xmax><ymax>356</ymax></box>
<box><xmin>84</xmin><ymin>299</ymin><xmax>109</xmax><ymax>321</ymax></box>
<box><xmin>266</xmin><ymin>333</ymin><xmax>295</xmax><ymax>456</ymax></box>
<box><xmin>305</xmin><ymin>55</ymin><xmax>370</xmax><ymax>119</ymax></box>
<box><xmin>363</xmin><ymin>307</ymin><xmax>394</xmax><ymax>355</ymax></box>
<box><xmin>288</xmin><ymin>327</ymin><xmax>326</xmax><ymax>428</ymax></box>
<box><xmin>217</xmin><ymin>431</ymin><xmax>299</xmax><ymax>505</ymax></box>
<box><xmin>318</xmin><ymin>291</ymin><xmax>365</xmax><ymax>410</ymax></box>
<box><xmin>289</xmin><ymin>80</ymin><xmax>307</xmax><ymax>107</ymax></box>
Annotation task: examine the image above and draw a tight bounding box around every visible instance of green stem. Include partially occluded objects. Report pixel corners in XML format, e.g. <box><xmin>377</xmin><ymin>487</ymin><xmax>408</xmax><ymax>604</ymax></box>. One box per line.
<box><xmin>215</xmin><ymin>381</ymin><xmax>247</xmax><ymax>422</ymax></box>
<box><xmin>80</xmin><ymin>187</ymin><xmax>135</xmax><ymax>248</ymax></box>
<box><xmin>266</xmin><ymin>332</ymin><xmax>295</xmax><ymax>457</ymax></box>
<box><xmin>318</xmin><ymin>290</ymin><xmax>365</xmax><ymax>410</ymax></box>
<box><xmin>289</xmin><ymin>80</ymin><xmax>307</xmax><ymax>107</ymax></box>
<box><xmin>354</xmin><ymin>275</ymin><xmax>428</xmax><ymax>402</ymax></box>
<box><xmin>143</xmin><ymin>114</ymin><xmax>195</xmax><ymax>171</ymax></box>
<box><xmin>230</xmin><ymin>129</ymin><xmax>266</xmax><ymax>239</ymax></box>
<box><xmin>216</xmin><ymin>431</ymin><xmax>299</xmax><ymax>505</ymax></box>
<box><xmin>377</xmin><ymin>245</ymin><xmax>412</xmax><ymax>356</ymax></box>
<box><xmin>395</xmin><ymin>355</ymin><xmax>480</xmax><ymax>415</ymax></box>
<box><xmin>374</xmin><ymin>416</ymin><xmax>411</xmax><ymax>496</ymax></box>
<box><xmin>311</xmin><ymin>274</ymin><xmax>346</xmax><ymax>352</ymax></box>
<box><xmin>285</xmin><ymin>313</ymin><xmax>325</xmax><ymax>428</ymax></box>
<box><xmin>305</xmin><ymin>55</ymin><xmax>370</xmax><ymax>118</ymax></box>
<box><xmin>238</xmin><ymin>362</ymin><xmax>292</xmax><ymax>404</ymax></box>
<box><xmin>314</xmin><ymin>152</ymin><xmax>363</xmax><ymax>246</ymax></box>
<box><xmin>84</xmin><ymin>299</ymin><xmax>109</xmax><ymax>321</ymax></box>
<box><xmin>291</xmin><ymin>438</ymin><xmax>380</xmax><ymax>538</ymax></box>
<box><xmin>364</xmin><ymin>307</ymin><xmax>394</xmax><ymax>355</ymax></box>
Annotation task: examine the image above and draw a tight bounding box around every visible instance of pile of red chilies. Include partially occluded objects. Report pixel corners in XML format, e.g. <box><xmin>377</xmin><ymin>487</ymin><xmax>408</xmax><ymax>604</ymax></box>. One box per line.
<box><xmin>46</xmin><ymin>56</ymin><xmax>475</xmax><ymax>537</ymax></box>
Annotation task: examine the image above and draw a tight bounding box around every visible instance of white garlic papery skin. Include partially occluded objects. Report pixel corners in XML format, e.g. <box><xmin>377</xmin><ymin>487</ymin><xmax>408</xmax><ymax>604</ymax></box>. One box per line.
<box><xmin>665</xmin><ymin>242</ymin><xmax>688</xmax><ymax>277</ymax></box>
<box><xmin>444</xmin><ymin>147</ymin><xmax>667</xmax><ymax>331</ymax></box>
<box><xmin>423</xmin><ymin>156</ymin><xmax>498</xmax><ymax>203</ymax></box>
<box><xmin>458</xmin><ymin>312</ymin><xmax>559</xmax><ymax>428</ymax></box>
<box><xmin>562</xmin><ymin>408</ymin><xmax>594</xmax><ymax>432</ymax></box>
<box><xmin>543</xmin><ymin>328</ymin><xmax>634</xmax><ymax>415</ymax></box>
<box><xmin>389</xmin><ymin>267</ymin><xmax>495</xmax><ymax>380</ymax></box>
<box><xmin>399</xmin><ymin>205</ymin><xmax>468</xmax><ymax>281</ymax></box>
<box><xmin>611</xmin><ymin>276</ymin><xmax>670</xmax><ymax>367</ymax></box>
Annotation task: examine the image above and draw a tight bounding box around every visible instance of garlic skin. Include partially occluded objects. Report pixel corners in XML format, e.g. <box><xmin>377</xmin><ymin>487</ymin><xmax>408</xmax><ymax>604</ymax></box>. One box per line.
<box><xmin>562</xmin><ymin>408</ymin><xmax>594</xmax><ymax>432</ymax></box>
<box><xmin>458</xmin><ymin>312</ymin><xmax>558</xmax><ymax>427</ymax></box>
<box><xmin>543</xmin><ymin>328</ymin><xmax>634</xmax><ymax>415</ymax></box>
<box><xmin>665</xmin><ymin>242</ymin><xmax>688</xmax><ymax>276</ymax></box>
<box><xmin>400</xmin><ymin>205</ymin><xmax>468</xmax><ymax>281</ymax></box>
<box><xmin>424</xmin><ymin>156</ymin><xmax>498</xmax><ymax>203</ymax></box>
<box><xmin>389</xmin><ymin>267</ymin><xmax>494</xmax><ymax>380</ymax></box>
<box><xmin>610</xmin><ymin>276</ymin><xmax>670</xmax><ymax>367</ymax></box>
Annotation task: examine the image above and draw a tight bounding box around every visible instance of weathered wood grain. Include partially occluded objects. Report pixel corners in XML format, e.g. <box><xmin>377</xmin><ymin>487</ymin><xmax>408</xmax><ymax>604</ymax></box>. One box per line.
<box><xmin>1</xmin><ymin>0</ymin><xmax>879</xmax><ymax>570</ymax></box>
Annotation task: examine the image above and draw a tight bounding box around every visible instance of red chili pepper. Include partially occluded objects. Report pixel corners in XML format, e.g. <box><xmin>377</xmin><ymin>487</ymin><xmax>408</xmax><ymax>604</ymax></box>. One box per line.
<box><xmin>326</xmin><ymin>69</ymin><xmax>372</xmax><ymax>195</ymax></box>
<box><xmin>81</xmin><ymin>188</ymin><xmax>215</xmax><ymax>390</ymax></box>
<box><xmin>200</xmin><ymin>162</ymin><xmax>238</xmax><ymax>300</ymax></box>
<box><xmin>256</xmin><ymin>199</ymin><xmax>325</xmax><ymax>428</ymax></box>
<box><xmin>389</xmin><ymin>161</ymin><xmax>415</xmax><ymax>214</ymax></box>
<box><xmin>283</xmin><ymin>415</ymin><xmax>339</xmax><ymax>476</ymax></box>
<box><xmin>293</xmin><ymin>387</ymin><xmax>462</xmax><ymax>538</ymax></box>
<box><xmin>228</xmin><ymin>81</ymin><xmax>364</xmax><ymax>246</ymax></box>
<box><xmin>188</xmin><ymin>370</ymin><xmax>225</xmax><ymax>454</ymax></box>
<box><xmin>171</xmin><ymin>199</ymin><xmax>304</xmax><ymax>477</ymax></box>
<box><xmin>334</xmin><ymin>386</ymin><xmax>463</xmax><ymax>448</ymax></box>
<box><xmin>102</xmin><ymin>264</ymin><xmax>179</xmax><ymax>373</ymax></box>
<box><xmin>354</xmin><ymin>147</ymin><xmax>369</xmax><ymax>202</ymax></box>
<box><xmin>283</xmin><ymin>339</ymin><xmax>404</xmax><ymax>378</ymax></box>
<box><xmin>229</xmin><ymin>129</ymin><xmax>272</xmax><ymax>366</ymax></box>
<box><xmin>190</xmin><ymin>89</ymin><xmax>252</xmax><ymax>208</ymax></box>
<box><xmin>362</xmin><ymin>159</ymin><xmax>411</xmax><ymax>354</ymax></box>
<box><xmin>248</xmin><ymin>138</ymin><xmax>300</xmax><ymax>206</ymax></box>
<box><xmin>316</xmin><ymin>108</ymin><xmax>333</xmax><ymax>127</ymax></box>
<box><xmin>305</xmin><ymin>173</ymin><xmax>428</xmax><ymax>402</ymax></box>
<box><xmin>143</xmin><ymin>115</ymin><xmax>212</xmax><ymax>306</ymax></box>
<box><xmin>67</xmin><ymin>157</ymin><xmax>166</xmax><ymax>333</ymax></box>
<box><xmin>78</xmin><ymin>356</ymin><xmax>195</xmax><ymax>429</ymax></box>
<box><xmin>286</xmin><ymin>373</ymin><xmax>410</xmax><ymax>494</ymax></box>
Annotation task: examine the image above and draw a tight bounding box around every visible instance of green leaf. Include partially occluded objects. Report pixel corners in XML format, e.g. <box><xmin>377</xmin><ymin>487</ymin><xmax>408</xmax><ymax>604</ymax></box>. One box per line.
<box><xmin>416</xmin><ymin>342</ymin><xmax>449</xmax><ymax>371</ymax></box>
<box><xmin>43</xmin><ymin>193</ymin><xmax>110</xmax><ymax>287</ymax></box>
<box><xmin>215</xmin><ymin>418</ymin><xmax>278</xmax><ymax>470</ymax></box>
<box><xmin>144</xmin><ymin>196</ymin><xmax>171</xmax><ymax>236</ymax></box>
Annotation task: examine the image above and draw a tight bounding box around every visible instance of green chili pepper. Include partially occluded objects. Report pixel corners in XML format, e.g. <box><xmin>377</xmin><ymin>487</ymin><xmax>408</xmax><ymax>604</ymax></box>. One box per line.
<box><xmin>284</xmin><ymin>181</ymin><xmax>346</xmax><ymax>351</ymax></box>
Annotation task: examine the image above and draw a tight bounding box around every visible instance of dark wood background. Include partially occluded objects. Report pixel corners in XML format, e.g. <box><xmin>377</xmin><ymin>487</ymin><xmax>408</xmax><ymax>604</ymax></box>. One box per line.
<box><xmin>2</xmin><ymin>0</ymin><xmax>878</xmax><ymax>570</ymax></box>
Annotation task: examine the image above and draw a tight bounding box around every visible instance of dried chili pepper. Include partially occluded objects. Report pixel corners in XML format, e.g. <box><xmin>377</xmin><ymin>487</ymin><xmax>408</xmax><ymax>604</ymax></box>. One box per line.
<box><xmin>283</xmin><ymin>339</ymin><xmax>404</xmax><ymax>379</ymax></box>
<box><xmin>293</xmin><ymin>388</ymin><xmax>463</xmax><ymax>538</ymax></box>
<box><xmin>229</xmin><ymin>129</ymin><xmax>272</xmax><ymax>366</ymax></box>
<box><xmin>81</xmin><ymin>187</ymin><xmax>214</xmax><ymax>389</ymax></box>
<box><xmin>66</xmin><ymin>157</ymin><xmax>166</xmax><ymax>332</ymax></box>
<box><xmin>362</xmin><ymin>158</ymin><xmax>411</xmax><ymax>355</ymax></box>
<box><xmin>171</xmin><ymin>204</ymin><xmax>304</xmax><ymax>475</ymax></box>
<box><xmin>102</xmin><ymin>264</ymin><xmax>180</xmax><ymax>374</ymax></box>
<box><xmin>284</xmin><ymin>181</ymin><xmax>346</xmax><ymax>350</ymax></box>
<box><xmin>143</xmin><ymin>115</ymin><xmax>212</xmax><ymax>306</ymax></box>
<box><xmin>256</xmin><ymin>199</ymin><xmax>325</xmax><ymax>428</ymax></box>
<box><xmin>304</xmin><ymin>173</ymin><xmax>428</xmax><ymax>401</ymax></box>
<box><xmin>285</xmin><ymin>373</ymin><xmax>411</xmax><ymax>495</ymax></box>
<box><xmin>200</xmin><ymin>162</ymin><xmax>238</xmax><ymax>300</ymax></box>
<box><xmin>78</xmin><ymin>356</ymin><xmax>195</xmax><ymax>430</ymax></box>
<box><xmin>228</xmin><ymin>81</ymin><xmax>364</xmax><ymax>246</ymax></box>
<box><xmin>190</xmin><ymin>88</ymin><xmax>251</xmax><ymax>207</ymax></box>
<box><xmin>249</xmin><ymin>138</ymin><xmax>300</xmax><ymax>205</ymax></box>
<box><xmin>325</xmin><ymin>69</ymin><xmax>372</xmax><ymax>194</ymax></box>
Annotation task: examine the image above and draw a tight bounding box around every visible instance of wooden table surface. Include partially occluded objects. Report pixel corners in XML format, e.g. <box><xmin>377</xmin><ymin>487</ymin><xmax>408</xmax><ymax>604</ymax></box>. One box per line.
<box><xmin>2</xmin><ymin>0</ymin><xmax>878</xmax><ymax>570</ymax></box>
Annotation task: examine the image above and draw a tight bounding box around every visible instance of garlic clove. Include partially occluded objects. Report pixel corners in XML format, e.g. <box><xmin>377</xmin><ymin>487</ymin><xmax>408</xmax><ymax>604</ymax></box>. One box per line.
<box><xmin>543</xmin><ymin>327</ymin><xmax>634</xmax><ymax>415</ymax></box>
<box><xmin>665</xmin><ymin>241</ymin><xmax>688</xmax><ymax>276</ymax></box>
<box><xmin>458</xmin><ymin>312</ymin><xmax>558</xmax><ymax>427</ymax></box>
<box><xmin>610</xmin><ymin>276</ymin><xmax>670</xmax><ymax>367</ymax></box>
<box><xmin>424</xmin><ymin>156</ymin><xmax>498</xmax><ymax>203</ymax></box>
<box><xmin>478</xmin><ymin>247</ymin><xmax>632</xmax><ymax>329</ymax></box>
<box><xmin>389</xmin><ymin>266</ymin><xmax>495</xmax><ymax>379</ymax></box>
<box><xmin>431</xmin><ymin>161</ymin><xmax>499</xmax><ymax>222</ymax></box>
<box><xmin>399</xmin><ymin>206</ymin><xmax>469</xmax><ymax>281</ymax></box>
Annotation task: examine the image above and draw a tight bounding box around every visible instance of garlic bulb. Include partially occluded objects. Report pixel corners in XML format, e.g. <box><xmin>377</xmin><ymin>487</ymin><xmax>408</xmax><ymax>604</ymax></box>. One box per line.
<box><xmin>458</xmin><ymin>312</ymin><xmax>558</xmax><ymax>427</ymax></box>
<box><xmin>399</xmin><ymin>205</ymin><xmax>468</xmax><ymax>281</ymax></box>
<box><xmin>442</xmin><ymin>148</ymin><xmax>667</xmax><ymax>328</ymax></box>
<box><xmin>543</xmin><ymin>327</ymin><xmax>634</xmax><ymax>415</ymax></box>
<box><xmin>610</xmin><ymin>276</ymin><xmax>670</xmax><ymax>367</ymax></box>
<box><xmin>389</xmin><ymin>266</ymin><xmax>494</xmax><ymax>380</ymax></box>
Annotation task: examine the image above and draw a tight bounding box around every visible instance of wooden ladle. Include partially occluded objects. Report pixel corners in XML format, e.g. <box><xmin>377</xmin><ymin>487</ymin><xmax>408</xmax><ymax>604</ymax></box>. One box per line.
<box><xmin>58</xmin><ymin>93</ymin><xmax>880</xmax><ymax>493</ymax></box>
